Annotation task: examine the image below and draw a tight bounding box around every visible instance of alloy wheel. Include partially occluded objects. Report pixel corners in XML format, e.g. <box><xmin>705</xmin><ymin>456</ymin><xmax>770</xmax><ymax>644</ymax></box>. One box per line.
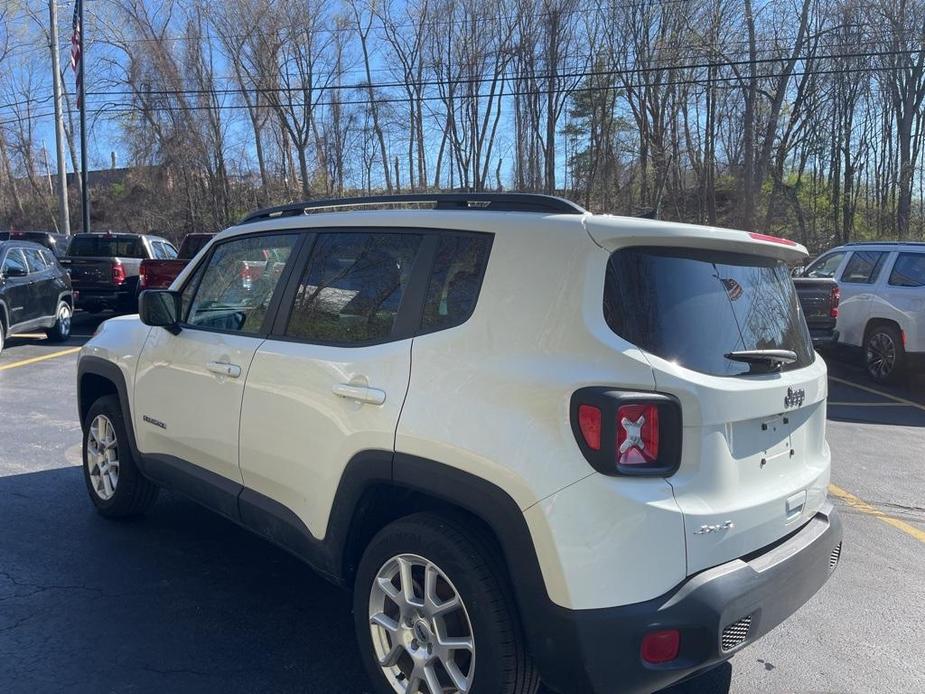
<box><xmin>87</xmin><ymin>414</ymin><xmax>120</xmax><ymax>501</ymax></box>
<box><xmin>866</xmin><ymin>331</ymin><xmax>896</xmax><ymax>380</ymax></box>
<box><xmin>58</xmin><ymin>304</ymin><xmax>71</xmax><ymax>339</ymax></box>
<box><xmin>368</xmin><ymin>553</ymin><xmax>475</xmax><ymax>693</ymax></box>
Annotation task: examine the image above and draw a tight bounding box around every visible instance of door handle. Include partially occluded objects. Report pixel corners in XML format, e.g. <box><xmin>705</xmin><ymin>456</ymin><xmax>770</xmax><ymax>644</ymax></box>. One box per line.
<box><xmin>206</xmin><ymin>361</ymin><xmax>242</xmax><ymax>378</ymax></box>
<box><xmin>332</xmin><ymin>383</ymin><xmax>386</xmax><ymax>405</ymax></box>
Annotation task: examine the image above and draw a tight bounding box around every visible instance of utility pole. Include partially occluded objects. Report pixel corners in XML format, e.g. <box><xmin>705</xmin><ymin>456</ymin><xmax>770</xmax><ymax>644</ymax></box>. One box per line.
<box><xmin>48</xmin><ymin>0</ymin><xmax>71</xmax><ymax>235</ymax></box>
<box><xmin>76</xmin><ymin>0</ymin><xmax>90</xmax><ymax>234</ymax></box>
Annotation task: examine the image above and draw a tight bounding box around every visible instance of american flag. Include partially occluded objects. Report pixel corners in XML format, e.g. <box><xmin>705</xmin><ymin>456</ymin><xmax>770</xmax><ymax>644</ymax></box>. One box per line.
<box><xmin>721</xmin><ymin>277</ymin><xmax>744</xmax><ymax>301</ymax></box>
<box><xmin>70</xmin><ymin>0</ymin><xmax>82</xmax><ymax>109</ymax></box>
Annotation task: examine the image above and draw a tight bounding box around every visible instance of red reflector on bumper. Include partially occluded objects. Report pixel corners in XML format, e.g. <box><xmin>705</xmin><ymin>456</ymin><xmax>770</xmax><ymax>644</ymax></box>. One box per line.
<box><xmin>641</xmin><ymin>629</ymin><xmax>680</xmax><ymax>664</ymax></box>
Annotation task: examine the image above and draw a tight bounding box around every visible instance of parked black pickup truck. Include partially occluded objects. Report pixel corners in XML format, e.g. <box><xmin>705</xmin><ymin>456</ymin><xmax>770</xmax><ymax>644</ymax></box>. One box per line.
<box><xmin>793</xmin><ymin>276</ymin><xmax>840</xmax><ymax>347</ymax></box>
<box><xmin>61</xmin><ymin>232</ymin><xmax>177</xmax><ymax>314</ymax></box>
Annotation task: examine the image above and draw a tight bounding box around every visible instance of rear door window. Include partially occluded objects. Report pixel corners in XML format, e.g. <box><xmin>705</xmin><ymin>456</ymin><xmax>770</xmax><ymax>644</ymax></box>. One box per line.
<box><xmin>888</xmin><ymin>253</ymin><xmax>925</xmax><ymax>287</ymax></box>
<box><xmin>22</xmin><ymin>247</ymin><xmax>48</xmax><ymax>273</ymax></box>
<box><xmin>67</xmin><ymin>236</ymin><xmax>145</xmax><ymax>258</ymax></box>
<box><xmin>285</xmin><ymin>232</ymin><xmax>423</xmax><ymax>345</ymax></box>
<box><xmin>604</xmin><ymin>247</ymin><xmax>814</xmax><ymax>377</ymax></box>
<box><xmin>420</xmin><ymin>233</ymin><xmax>492</xmax><ymax>333</ymax></box>
<box><xmin>840</xmin><ymin>251</ymin><xmax>887</xmax><ymax>284</ymax></box>
<box><xmin>1</xmin><ymin>248</ymin><xmax>27</xmax><ymax>275</ymax></box>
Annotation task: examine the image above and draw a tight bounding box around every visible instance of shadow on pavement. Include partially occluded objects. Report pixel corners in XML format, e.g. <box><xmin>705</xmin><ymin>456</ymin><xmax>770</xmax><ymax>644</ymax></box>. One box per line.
<box><xmin>0</xmin><ymin>466</ymin><xmax>370</xmax><ymax>693</ymax></box>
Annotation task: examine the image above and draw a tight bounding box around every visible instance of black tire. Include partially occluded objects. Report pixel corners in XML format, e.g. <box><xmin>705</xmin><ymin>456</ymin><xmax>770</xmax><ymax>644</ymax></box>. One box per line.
<box><xmin>44</xmin><ymin>300</ymin><xmax>72</xmax><ymax>342</ymax></box>
<box><xmin>82</xmin><ymin>395</ymin><xmax>158</xmax><ymax>518</ymax></box>
<box><xmin>354</xmin><ymin>513</ymin><xmax>539</xmax><ymax>694</ymax></box>
<box><xmin>865</xmin><ymin>323</ymin><xmax>905</xmax><ymax>384</ymax></box>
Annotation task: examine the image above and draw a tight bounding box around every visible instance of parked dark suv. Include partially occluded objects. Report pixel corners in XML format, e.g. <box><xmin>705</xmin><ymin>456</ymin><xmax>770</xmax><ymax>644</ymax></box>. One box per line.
<box><xmin>63</xmin><ymin>232</ymin><xmax>176</xmax><ymax>314</ymax></box>
<box><xmin>0</xmin><ymin>240</ymin><xmax>73</xmax><ymax>353</ymax></box>
<box><xmin>0</xmin><ymin>230</ymin><xmax>71</xmax><ymax>257</ymax></box>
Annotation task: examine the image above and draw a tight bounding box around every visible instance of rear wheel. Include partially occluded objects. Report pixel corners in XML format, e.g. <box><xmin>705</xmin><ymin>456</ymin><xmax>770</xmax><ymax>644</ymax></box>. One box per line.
<box><xmin>865</xmin><ymin>324</ymin><xmax>905</xmax><ymax>384</ymax></box>
<box><xmin>82</xmin><ymin>395</ymin><xmax>158</xmax><ymax>517</ymax></box>
<box><xmin>354</xmin><ymin>514</ymin><xmax>538</xmax><ymax>694</ymax></box>
<box><xmin>44</xmin><ymin>301</ymin><xmax>72</xmax><ymax>342</ymax></box>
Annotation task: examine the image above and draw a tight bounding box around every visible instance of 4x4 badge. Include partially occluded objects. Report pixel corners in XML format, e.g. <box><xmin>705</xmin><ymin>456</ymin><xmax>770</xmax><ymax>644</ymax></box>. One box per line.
<box><xmin>784</xmin><ymin>387</ymin><xmax>805</xmax><ymax>409</ymax></box>
<box><xmin>694</xmin><ymin>520</ymin><xmax>735</xmax><ymax>535</ymax></box>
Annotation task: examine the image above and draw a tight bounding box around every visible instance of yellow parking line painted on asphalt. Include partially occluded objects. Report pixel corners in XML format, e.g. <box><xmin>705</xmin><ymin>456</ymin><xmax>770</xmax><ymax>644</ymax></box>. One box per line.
<box><xmin>829</xmin><ymin>483</ymin><xmax>925</xmax><ymax>544</ymax></box>
<box><xmin>829</xmin><ymin>375</ymin><xmax>925</xmax><ymax>413</ymax></box>
<box><xmin>0</xmin><ymin>347</ymin><xmax>81</xmax><ymax>372</ymax></box>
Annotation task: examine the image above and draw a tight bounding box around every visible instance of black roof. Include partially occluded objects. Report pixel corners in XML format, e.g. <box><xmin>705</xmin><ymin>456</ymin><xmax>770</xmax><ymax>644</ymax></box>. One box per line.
<box><xmin>239</xmin><ymin>193</ymin><xmax>587</xmax><ymax>225</ymax></box>
<box><xmin>843</xmin><ymin>241</ymin><xmax>925</xmax><ymax>247</ymax></box>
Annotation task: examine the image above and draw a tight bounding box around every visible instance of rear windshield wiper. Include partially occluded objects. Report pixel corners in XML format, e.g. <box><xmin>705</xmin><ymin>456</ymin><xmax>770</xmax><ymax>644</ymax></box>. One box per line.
<box><xmin>724</xmin><ymin>349</ymin><xmax>798</xmax><ymax>373</ymax></box>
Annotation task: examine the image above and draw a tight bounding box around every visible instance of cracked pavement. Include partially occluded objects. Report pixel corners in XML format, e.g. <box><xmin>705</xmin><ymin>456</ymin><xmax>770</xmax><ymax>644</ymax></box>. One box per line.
<box><xmin>1</xmin><ymin>315</ymin><xmax>923</xmax><ymax>693</ymax></box>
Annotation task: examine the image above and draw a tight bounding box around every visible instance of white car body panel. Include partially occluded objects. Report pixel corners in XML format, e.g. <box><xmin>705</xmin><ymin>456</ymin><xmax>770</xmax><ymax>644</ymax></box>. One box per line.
<box><xmin>239</xmin><ymin>337</ymin><xmax>412</xmax><ymax>539</ymax></box>
<box><xmin>134</xmin><ymin>328</ymin><xmax>261</xmax><ymax>484</ymax></box>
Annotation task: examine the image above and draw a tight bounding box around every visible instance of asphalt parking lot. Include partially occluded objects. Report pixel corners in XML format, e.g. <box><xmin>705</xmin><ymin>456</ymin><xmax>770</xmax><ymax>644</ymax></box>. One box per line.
<box><xmin>1</xmin><ymin>314</ymin><xmax>923</xmax><ymax>693</ymax></box>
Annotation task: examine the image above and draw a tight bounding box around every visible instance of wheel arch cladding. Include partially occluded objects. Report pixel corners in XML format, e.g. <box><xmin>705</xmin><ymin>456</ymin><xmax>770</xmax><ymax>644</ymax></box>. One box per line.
<box><xmin>865</xmin><ymin>317</ymin><xmax>903</xmax><ymax>342</ymax></box>
<box><xmin>76</xmin><ymin>357</ymin><xmax>140</xmax><ymax>461</ymax></box>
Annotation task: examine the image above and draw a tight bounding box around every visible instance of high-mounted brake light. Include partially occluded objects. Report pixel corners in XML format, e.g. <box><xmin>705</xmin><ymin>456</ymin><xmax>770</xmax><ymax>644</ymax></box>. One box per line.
<box><xmin>570</xmin><ymin>389</ymin><xmax>682</xmax><ymax>477</ymax></box>
<box><xmin>748</xmin><ymin>231</ymin><xmax>798</xmax><ymax>246</ymax></box>
<box><xmin>112</xmin><ymin>261</ymin><xmax>126</xmax><ymax>286</ymax></box>
<box><xmin>829</xmin><ymin>285</ymin><xmax>840</xmax><ymax>318</ymax></box>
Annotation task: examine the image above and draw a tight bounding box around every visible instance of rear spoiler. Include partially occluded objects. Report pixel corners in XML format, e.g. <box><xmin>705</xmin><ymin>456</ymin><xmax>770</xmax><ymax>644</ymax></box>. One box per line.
<box><xmin>585</xmin><ymin>216</ymin><xmax>808</xmax><ymax>263</ymax></box>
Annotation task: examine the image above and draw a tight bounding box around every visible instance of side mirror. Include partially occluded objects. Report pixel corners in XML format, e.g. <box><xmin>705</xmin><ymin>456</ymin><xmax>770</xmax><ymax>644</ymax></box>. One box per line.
<box><xmin>2</xmin><ymin>266</ymin><xmax>27</xmax><ymax>279</ymax></box>
<box><xmin>139</xmin><ymin>289</ymin><xmax>181</xmax><ymax>333</ymax></box>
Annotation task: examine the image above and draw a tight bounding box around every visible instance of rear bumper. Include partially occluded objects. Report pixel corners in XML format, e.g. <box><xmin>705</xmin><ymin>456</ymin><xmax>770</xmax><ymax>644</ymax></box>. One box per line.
<box><xmin>809</xmin><ymin>327</ymin><xmax>839</xmax><ymax>347</ymax></box>
<box><xmin>74</xmin><ymin>287</ymin><xmax>132</xmax><ymax>309</ymax></box>
<box><xmin>533</xmin><ymin>504</ymin><xmax>842</xmax><ymax>694</ymax></box>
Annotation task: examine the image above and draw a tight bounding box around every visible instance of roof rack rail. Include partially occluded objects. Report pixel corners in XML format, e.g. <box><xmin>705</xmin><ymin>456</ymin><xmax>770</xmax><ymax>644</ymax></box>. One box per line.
<box><xmin>238</xmin><ymin>193</ymin><xmax>586</xmax><ymax>224</ymax></box>
<box><xmin>843</xmin><ymin>240</ymin><xmax>925</xmax><ymax>247</ymax></box>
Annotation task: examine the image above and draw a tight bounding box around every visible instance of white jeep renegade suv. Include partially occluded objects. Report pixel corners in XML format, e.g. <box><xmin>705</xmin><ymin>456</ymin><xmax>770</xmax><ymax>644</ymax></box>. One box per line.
<box><xmin>77</xmin><ymin>194</ymin><xmax>842</xmax><ymax>694</ymax></box>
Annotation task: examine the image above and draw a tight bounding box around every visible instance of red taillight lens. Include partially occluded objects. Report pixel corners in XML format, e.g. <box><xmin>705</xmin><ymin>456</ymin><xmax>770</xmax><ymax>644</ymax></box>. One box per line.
<box><xmin>112</xmin><ymin>261</ymin><xmax>126</xmax><ymax>285</ymax></box>
<box><xmin>577</xmin><ymin>405</ymin><xmax>602</xmax><ymax>451</ymax></box>
<box><xmin>829</xmin><ymin>285</ymin><xmax>840</xmax><ymax>318</ymax></box>
<box><xmin>138</xmin><ymin>264</ymin><xmax>147</xmax><ymax>288</ymax></box>
<box><xmin>616</xmin><ymin>404</ymin><xmax>659</xmax><ymax>465</ymax></box>
<box><xmin>641</xmin><ymin>629</ymin><xmax>680</xmax><ymax>664</ymax></box>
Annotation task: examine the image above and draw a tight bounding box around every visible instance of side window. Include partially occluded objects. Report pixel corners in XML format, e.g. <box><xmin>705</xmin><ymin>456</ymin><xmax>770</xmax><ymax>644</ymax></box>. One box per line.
<box><xmin>889</xmin><ymin>253</ymin><xmax>925</xmax><ymax>287</ymax></box>
<box><xmin>285</xmin><ymin>232</ymin><xmax>422</xmax><ymax>345</ymax></box>
<box><xmin>22</xmin><ymin>247</ymin><xmax>48</xmax><ymax>273</ymax></box>
<box><xmin>421</xmin><ymin>233</ymin><xmax>492</xmax><ymax>333</ymax></box>
<box><xmin>163</xmin><ymin>243</ymin><xmax>179</xmax><ymax>259</ymax></box>
<box><xmin>804</xmin><ymin>251</ymin><xmax>845</xmax><ymax>279</ymax></box>
<box><xmin>840</xmin><ymin>251</ymin><xmax>887</xmax><ymax>284</ymax></box>
<box><xmin>185</xmin><ymin>234</ymin><xmax>298</xmax><ymax>334</ymax></box>
<box><xmin>151</xmin><ymin>242</ymin><xmax>170</xmax><ymax>259</ymax></box>
<box><xmin>1</xmin><ymin>249</ymin><xmax>27</xmax><ymax>275</ymax></box>
<box><xmin>39</xmin><ymin>249</ymin><xmax>57</xmax><ymax>267</ymax></box>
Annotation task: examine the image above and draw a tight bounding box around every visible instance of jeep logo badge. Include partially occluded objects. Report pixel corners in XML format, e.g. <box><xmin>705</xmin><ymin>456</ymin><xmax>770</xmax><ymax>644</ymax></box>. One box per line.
<box><xmin>784</xmin><ymin>387</ymin><xmax>805</xmax><ymax>409</ymax></box>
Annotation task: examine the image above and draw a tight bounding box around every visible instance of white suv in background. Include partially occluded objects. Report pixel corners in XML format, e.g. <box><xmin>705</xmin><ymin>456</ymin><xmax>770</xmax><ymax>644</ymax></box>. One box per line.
<box><xmin>77</xmin><ymin>194</ymin><xmax>842</xmax><ymax>694</ymax></box>
<box><xmin>802</xmin><ymin>242</ymin><xmax>925</xmax><ymax>382</ymax></box>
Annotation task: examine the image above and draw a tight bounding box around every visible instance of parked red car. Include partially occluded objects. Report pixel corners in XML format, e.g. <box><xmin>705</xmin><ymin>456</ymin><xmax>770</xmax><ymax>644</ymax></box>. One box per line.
<box><xmin>138</xmin><ymin>233</ymin><xmax>214</xmax><ymax>290</ymax></box>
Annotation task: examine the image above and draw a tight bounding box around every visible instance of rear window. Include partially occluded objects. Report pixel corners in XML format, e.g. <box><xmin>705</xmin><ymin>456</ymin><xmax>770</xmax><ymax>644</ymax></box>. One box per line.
<box><xmin>180</xmin><ymin>235</ymin><xmax>212</xmax><ymax>259</ymax></box>
<box><xmin>604</xmin><ymin>247</ymin><xmax>814</xmax><ymax>376</ymax></box>
<box><xmin>68</xmin><ymin>235</ymin><xmax>144</xmax><ymax>258</ymax></box>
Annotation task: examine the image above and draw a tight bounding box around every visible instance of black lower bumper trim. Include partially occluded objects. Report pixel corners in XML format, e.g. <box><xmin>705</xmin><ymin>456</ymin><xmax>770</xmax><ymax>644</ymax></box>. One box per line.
<box><xmin>533</xmin><ymin>505</ymin><xmax>843</xmax><ymax>694</ymax></box>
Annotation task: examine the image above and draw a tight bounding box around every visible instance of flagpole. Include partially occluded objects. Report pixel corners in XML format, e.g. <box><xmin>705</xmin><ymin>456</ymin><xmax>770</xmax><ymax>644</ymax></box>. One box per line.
<box><xmin>78</xmin><ymin>0</ymin><xmax>90</xmax><ymax>234</ymax></box>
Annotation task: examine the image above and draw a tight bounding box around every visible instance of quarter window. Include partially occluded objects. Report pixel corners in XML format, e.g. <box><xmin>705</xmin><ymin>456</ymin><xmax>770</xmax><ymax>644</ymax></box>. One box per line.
<box><xmin>421</xmin><ymin>233</ymin><xmax>492</xmax><ymax>332</ymax></box>
<box><xmin>888</xmin><ymin>252</ymin><xmax>925</xmax><ymax>287</ymax></box>
<box><xmin>286</xmin><ymin>232</ymin><xmax>422</xmax><ymax>345</ymax></box>
<box><xmin>185</xmin><ymin>234</ymin><xmax>297</xmax><ymax>334</ymax></box>
<box><xmin>804</xmin><ymin>251</ymin><xmax>845</xmax><ymax>279</ymax></box>
<box><xmin>840</xmin><ymin>251</ymin><xmax>887</xmax><ymax>284</ymax></box>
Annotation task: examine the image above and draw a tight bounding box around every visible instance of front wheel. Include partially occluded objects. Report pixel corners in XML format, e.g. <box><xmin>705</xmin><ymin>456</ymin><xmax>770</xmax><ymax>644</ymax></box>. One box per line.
<box><xmin>44</xmin><ymin>301</ymin><xmax>72</xmax><ymax>342</ymax></box>
<box><xmin>865</xmin><ymin>324</ymin><xmax>905</xmax><ymax>384</ymax></box>
<box><xmin>82</xmin><ymin>395</ymin><xmax>158</xmax><ymax>517</ymax></box>
<box><xmin>354</xmin><ymin>513</ymin><xmax>539</xmax><ymax>694</ymax></box>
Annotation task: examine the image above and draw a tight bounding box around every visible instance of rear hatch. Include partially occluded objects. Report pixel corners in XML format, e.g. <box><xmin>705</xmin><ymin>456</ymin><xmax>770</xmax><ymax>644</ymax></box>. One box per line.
<box><xmin>589</xmin><ymin>220</ymin><xmax>830</xmax><ymax>574</ymax></box>
<box><xmin>793</xmin><ymin>277</ymin><xmax>838</xmax><ymax>332</ymax></box>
